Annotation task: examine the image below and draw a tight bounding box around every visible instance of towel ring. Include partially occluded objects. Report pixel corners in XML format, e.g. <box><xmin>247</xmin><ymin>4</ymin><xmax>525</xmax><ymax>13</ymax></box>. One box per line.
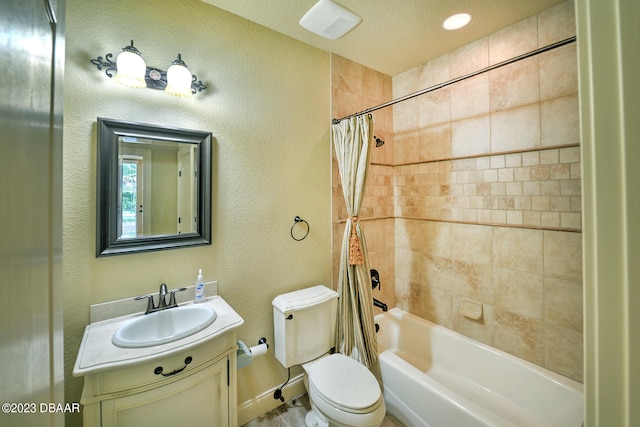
<box><xmin>290</xmin><ymin>216</ymin><xmax>309</xmax><ymax>241</ymax></box>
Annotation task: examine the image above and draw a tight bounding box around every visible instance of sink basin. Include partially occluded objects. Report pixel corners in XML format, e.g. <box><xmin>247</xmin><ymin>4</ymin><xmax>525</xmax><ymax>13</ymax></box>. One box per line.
<box><xmin>112</xmin><ymin>305</ymin><xmax>217</xmax><ymax>348</ymax></box>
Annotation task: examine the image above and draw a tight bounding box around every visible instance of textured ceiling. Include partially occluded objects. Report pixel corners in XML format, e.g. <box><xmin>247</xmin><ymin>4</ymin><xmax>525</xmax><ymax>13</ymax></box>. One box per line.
<box><xmin>201</xmin><ymin>0</ymin><xmax>567</xmax><ymax>76</ymax></box>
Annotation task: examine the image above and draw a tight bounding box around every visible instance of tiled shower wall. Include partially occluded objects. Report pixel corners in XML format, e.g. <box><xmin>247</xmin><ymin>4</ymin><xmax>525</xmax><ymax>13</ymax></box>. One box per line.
<box><xmin>331</xmin><ymin>55</ymin><xmax>396</xmax><ymax>310</ymax></box>
<box><xmin>332</xmin><ymin>1</ymin><xmax>582</xmax><ymax>382</ymax></box>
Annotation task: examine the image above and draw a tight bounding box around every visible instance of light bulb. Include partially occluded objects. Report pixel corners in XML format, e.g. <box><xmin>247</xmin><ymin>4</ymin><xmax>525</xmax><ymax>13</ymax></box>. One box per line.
<box><xmin>114</xmin><ymin>41</ymin><xmax>147</xmax><ymax>88</ymax></box>
<box><xmin>165</xmin><ymin>54</ymin><xmax>193</xmax><ymax>97</ymax></box>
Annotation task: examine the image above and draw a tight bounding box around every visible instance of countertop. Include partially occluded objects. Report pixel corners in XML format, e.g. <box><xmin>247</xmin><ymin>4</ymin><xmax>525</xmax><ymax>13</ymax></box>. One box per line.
<box><xmin>73</xmin><ymin>295</ymin><xmax>244</xmax><ymax>376</ymax></box>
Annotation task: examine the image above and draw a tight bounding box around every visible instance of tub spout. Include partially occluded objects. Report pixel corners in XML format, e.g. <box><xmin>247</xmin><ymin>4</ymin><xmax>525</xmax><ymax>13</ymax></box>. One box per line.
<box><xmin>373</xmin><ymin>298</ymin><xmax>388</xmax><ymax>312</ymax></box>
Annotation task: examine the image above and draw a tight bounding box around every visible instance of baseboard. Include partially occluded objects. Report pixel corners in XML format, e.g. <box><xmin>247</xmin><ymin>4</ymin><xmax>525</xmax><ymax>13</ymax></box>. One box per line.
<box><xmin>237</xmin><ymin>373</ymin><xmax>306</xmax><ymax>426</ymax></box>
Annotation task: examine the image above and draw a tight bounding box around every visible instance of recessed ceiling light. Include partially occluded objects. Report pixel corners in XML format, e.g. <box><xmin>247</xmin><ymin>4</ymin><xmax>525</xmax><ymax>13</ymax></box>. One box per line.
<box><xmin>443</xmin><ymin>13</ymin><xmax>472</xmax><ymax>30</ymax></box>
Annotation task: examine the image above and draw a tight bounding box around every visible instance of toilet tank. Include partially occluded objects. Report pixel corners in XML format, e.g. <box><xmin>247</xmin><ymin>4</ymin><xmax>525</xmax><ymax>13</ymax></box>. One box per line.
<box><xmin>272</xmin><ymin>285</ymin><xmax>339</xmax><ymax>368</ymax></box>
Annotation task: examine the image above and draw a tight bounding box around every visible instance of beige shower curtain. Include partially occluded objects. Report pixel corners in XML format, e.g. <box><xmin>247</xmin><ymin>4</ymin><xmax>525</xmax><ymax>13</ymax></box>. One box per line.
<box><xmin>332</xmin><ymin>114</ymin><xmax>377</xmax><ymax>368</ymax></box>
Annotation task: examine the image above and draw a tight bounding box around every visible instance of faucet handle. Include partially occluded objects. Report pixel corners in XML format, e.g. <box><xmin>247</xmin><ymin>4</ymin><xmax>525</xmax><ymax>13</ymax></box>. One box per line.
<box><xmin>134</xmin><ymin>294</ymin><xmax>156</xmax><ymax>314</ymax></box>
<box><xmin>168</xmin><ymin>287</ymin><xmax>188</xmax><ymax>308</ymax></box>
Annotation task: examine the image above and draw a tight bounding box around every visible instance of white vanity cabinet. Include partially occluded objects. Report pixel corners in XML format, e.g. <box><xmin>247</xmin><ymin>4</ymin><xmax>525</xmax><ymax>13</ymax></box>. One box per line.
<box><xmin>81</xmin><ymin>332</ymin><xmax>237</xmax><ymax>427</ymax></box>
<box><xmin>74</xmin><ymin>296</ymin><xmax>244</xmax><ymax>427</ymax></box>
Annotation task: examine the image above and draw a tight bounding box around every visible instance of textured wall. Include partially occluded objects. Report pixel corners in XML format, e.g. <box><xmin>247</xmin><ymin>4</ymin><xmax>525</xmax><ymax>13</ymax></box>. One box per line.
<box><xmin>63</xmin><ymin>0</ymin><xmax>330</xmax><ymax>425</ymax></box>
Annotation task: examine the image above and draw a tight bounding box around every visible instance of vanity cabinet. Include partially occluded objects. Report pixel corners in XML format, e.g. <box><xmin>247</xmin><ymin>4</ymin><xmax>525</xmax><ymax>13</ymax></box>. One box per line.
<box><xmin>80</xmin><ymin>331</ymin><xmax>238</xmax><ymax>427</ymax></box>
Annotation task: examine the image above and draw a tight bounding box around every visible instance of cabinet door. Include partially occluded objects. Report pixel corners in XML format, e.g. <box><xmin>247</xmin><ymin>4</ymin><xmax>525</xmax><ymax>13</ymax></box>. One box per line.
<box><xmin>101</xmin><ymin>358</ymin><xmax>229</xmax><ymax>427</ymax></box>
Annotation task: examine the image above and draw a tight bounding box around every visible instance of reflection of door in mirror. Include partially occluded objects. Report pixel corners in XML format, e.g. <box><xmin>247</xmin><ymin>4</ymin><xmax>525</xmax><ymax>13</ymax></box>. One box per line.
<box><xmin>118</xmin><ymin>139</ymin><xmax>153</xmax><ymax>239</ymax></box>
<box><xmin>177</xmin><ymin>146</ymin><xmax>198</xmax><ymax>234</ymax></box>
<box><xmin>120</xmin><ymin>156</ymin><xmax>143</xmax><ymax>238</ymax></box>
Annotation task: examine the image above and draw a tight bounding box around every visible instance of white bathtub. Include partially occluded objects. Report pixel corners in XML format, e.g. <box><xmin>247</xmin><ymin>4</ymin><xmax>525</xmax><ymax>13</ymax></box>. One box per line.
<box><xmin>375</xmin><ymin>308</ymin><xmax>583</xmax><ymax>427</ymax></box>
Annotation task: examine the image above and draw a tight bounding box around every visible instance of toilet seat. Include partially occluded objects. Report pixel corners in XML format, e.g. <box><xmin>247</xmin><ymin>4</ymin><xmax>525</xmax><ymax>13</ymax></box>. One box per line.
<box><xmin>306</xmin><ymin>353</ymin><xmax>382</xmax><ymax>413</ymax></box>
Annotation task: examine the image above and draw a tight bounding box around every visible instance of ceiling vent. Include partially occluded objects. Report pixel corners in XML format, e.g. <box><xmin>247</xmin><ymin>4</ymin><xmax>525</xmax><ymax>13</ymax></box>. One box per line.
<box><xmin>299</xmin><ymin>0</ymin><xmax>362</xmax><ymax>40</ymax></box>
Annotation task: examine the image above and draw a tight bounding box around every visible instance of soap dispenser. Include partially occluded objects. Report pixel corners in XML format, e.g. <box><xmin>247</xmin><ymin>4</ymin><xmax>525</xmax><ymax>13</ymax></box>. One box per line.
<box><xmin>194</xmin><ymin>269</ymin><xmax>205</xmax><ymax>303</ymax></box>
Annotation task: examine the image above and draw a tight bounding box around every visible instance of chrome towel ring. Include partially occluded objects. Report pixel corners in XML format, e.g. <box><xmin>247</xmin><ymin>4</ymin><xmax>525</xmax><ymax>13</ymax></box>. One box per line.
<box><xmin>290</xmin><ymin>216</ymin><xmax>309</xmax><ymax>241</ymax></box>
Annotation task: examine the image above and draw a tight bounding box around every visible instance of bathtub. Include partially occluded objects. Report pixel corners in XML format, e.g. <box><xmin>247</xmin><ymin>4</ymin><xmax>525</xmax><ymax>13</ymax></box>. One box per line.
<box><xmin>375</xmin><ymin>308</ymin><xmax>583</xmax><ymax>427</ymax></box>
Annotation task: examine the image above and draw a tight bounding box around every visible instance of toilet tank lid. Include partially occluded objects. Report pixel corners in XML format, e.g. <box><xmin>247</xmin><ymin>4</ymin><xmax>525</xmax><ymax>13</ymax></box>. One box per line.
<box><xmin>272</xmin><ymin>285</ymin><xmax>338</xmax><ymax>314</ymax></box>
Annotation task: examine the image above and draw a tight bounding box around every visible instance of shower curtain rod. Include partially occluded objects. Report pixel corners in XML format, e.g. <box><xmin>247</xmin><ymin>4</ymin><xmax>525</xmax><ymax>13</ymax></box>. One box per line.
<box><xmin>332</xmin><ymin>36</ymin><xmax>577</xmax><ymax>124</ymax></box>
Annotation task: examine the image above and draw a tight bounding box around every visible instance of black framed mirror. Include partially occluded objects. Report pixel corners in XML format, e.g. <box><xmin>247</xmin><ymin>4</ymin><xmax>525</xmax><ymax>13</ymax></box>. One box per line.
<box><xmin>96</xmin><ymin>118</ymin><xmax>212</xmax><ymax>256</ymax></box>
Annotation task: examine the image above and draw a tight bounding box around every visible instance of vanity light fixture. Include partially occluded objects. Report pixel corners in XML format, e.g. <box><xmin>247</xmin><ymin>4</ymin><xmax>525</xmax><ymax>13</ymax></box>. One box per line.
<box><xmin>90</xmin><ymin>40</ymin><xmax>207</xmax><ymax>96</ymax></box>
<box><xmin>442</xmin><ymin>13</ymin><xmax>472</xmax><ymax>30</ymax></box>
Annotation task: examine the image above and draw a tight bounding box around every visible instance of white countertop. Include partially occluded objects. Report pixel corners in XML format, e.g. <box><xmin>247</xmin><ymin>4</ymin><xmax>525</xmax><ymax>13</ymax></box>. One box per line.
<box><xmin>73</xmin><ymin>296</ymin><xmax>243</xmax><ymax>376</ymax></box>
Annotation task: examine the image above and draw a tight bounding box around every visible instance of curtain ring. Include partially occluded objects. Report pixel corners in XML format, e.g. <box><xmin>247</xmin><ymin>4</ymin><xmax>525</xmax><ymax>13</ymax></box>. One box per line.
<box><xmin>291</xmin><ymin>216</ymin><xmax>309</xmax><ymax>241</ymax></box>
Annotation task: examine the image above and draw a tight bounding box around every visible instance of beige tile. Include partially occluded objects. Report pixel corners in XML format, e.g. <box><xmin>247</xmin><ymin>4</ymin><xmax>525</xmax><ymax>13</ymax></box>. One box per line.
<box><xmin>393</xmin><ymin>66</ymin><xmax>419</xmax><ymax>98</ymax></box>
<box><xmin>419</xmin><ymin>53</ymin><xmax>450</xmax><ymax>89</ymax></box>
<box><xmin>331</xmin><ymin>54</ymin><xmax>363</xmax><ymax>95</ymax></box>
<box><xmin>549</xmin><ymin>164</ymin><xmax>571</xmax><ymax>180</ymax></box>
<box><xmin>523</xmin><ymin>211</ymin><xmax>541</xmax><ymax>227</ymax></box>
<box><xmin>419</xmin><ymin>88</ymin><xmax>451</xmax><ymax>128</ymax></box>
<box><xmin>394</xmin><ymin>131</ymin><xmax>419</xmax><ymax>165</ymax></box>
<box><xmin>393</xmin><ymin>99</ymin><xmax>419</xmax><ymax>133</ymax></box>
<box><xmin>451</xmin><ymin>223</ymin><xmax>493</xmax><ymax>265</ymax></box>
<box><xmin>453</xmin><ymin>299</ymin><xmax>494</xmax><ymax>345</ymax></box>
<box><xmin>538</xmin><ymin>0</ymin><xmax>576</xmax><ymax>47</ymax></box>
<box><xmin>494</xmin><ymin>267</ymin><xmax>544</xmax><ymax>319</ymax></box>
<box><xmin>422</xmin><ymin>255</ymin><xmax>454</xmax><ymax>292</ymax></box>
<box><xmin>545</xmin><ymin>324</ymin><xmax>583</xmax><ymax>382</ymax></box>
<box><xmin>560</xmin><ymin>179</ymin><xmax>581</xmax><ymax>196</ymax></box>
<box><xmin>489</xmin><ymin>15</ymin><xmax>538</xmax><ymax>64</ymax></box>
<box><xmin>506</xmin><ymin>182</ymin><xmax>522</xmax><ymax>196</ymax></box>
<box><xmin>363</xmin><ymin>66</ymin><xmax>385</xmax><ymax>101</ymax></box>
<box><xmin>493</xmin><ymin>227</ymin><xmax>544</xmax><ymax>274</ymax></box>
<box><xmin>549</xmin><ymin>195</ymin><xmax>571</xmax><ymax>212</ymax></box>
<box><xmin>544</xmin><ymin>230</ymin><xmax>582</xmax><ymax>281</ymax></box>
<box><xmin>490</xmin><ymin>57</ymin><xmax>540</xmax><ymax>112</ymax></box>
<box><xmin>560</xmin><ymin>146</ymin><xmax>581</xmax><ymax>163</ymax></box>
<box><xmin>395</xmin><ymin>248</ymin><xmax>422</xmax><ymax>284</ymax></box>
<box><xmin>452</xmin><ymin>260</ymin><xmax>494</xmax><ymax>302</ymax></box>
<box><xmin>541</xmin><ymin>181</ymin><xmax>560</xmax><ymax>196</ymax></box>
<box><xmin>491</xmin><ymin>104</ymin><xmax>541</xmax><ymax>152</ymax></box>
<box><xmin>332</xmin><ymin>88</ymin><xmax>362</xmax><ymax>119</ymax></box>
<box><xmin>561</xmin><ymin>212</ymin><xmax>582</xmax><ymax>229</ymax></box>
<box><xmin>419</xmin><ymin>124</ymin><xmax>451</xmax><ymax>162</ymax></box>
<box><xmin>539</xmin><ymin>45</ymin><xmax>579</xmax><ymax>101</ymax></box>
<box><xmin>506</xmin><ymin>211</ymin><xmax>523</xmax><ymax>225</ymax></box>
<box><xmin>418</xmin><ymin>285</ymin><xmax>454</xmax><ymax>329</ymax></box>
<box><xmin>523</xmin><ymin>181</ymin><xmax>541</xmax><ymax>196</ymax></box>
<box><xmin>452</xmin><ymin>115</ymin><xmax>491</xmax><ymax>157</ymax></box>
<box><xmin>544</xmin><ymin>276</ymin><xmax>583</xmax><ymax>331</ymax></box>
<box><xmin>493</xmin><ymin>309</ymin><xmax>545</xmax><ymax>365</ymax></box>
<box><xmin>541</xmin><ymin>95</ymin><xmax>580</xmax><ymax>147</ymax></box>
<box><xmin>505</xmin><ymin>153</ymin><xmax>522</xmax><ymax>167</ymax></box>
<box><xmin>541</xmin><ymin>212</ymin><xmax>560</xmax><ymax>228</ymax></box>
<box><xmin>522</xmin><ymin>151</ymin><xmax>540</xmax><ymax>166</ymax></box>
<box><xmin>450</xmin><ymin>74</ymin><xmax>490</xmax><ymax>121</ymax></box>
<box><xmin>450</xmin><ymin>37</ymin><xmax>489</xmax><ymax>78</ymax></box>
<box><xmin>420</xmin><ymin>220</ymin><xmax>452</xmax><ymax>258</ymax></box>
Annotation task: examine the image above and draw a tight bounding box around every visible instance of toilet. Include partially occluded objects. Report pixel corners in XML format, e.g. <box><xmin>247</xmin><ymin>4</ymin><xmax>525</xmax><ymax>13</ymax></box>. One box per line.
<box><xmin>272</xmin><ymin>285</ymin><xmax>385</xmax><ymax>427</ymax></box>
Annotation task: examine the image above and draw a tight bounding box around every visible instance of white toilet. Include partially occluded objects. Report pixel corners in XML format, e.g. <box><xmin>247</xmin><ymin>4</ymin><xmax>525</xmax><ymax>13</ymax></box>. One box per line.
<box><xmin>272</xmin><ymin>285</ymin><xmax>385</xmax><ymax>427</ymax></box>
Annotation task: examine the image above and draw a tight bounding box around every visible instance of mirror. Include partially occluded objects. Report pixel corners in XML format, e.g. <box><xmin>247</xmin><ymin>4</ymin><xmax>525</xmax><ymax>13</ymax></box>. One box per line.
<box><xmin>96</xmin><ymin>118</ymin><xmax>212</xmax><ymax>256</ymax></box>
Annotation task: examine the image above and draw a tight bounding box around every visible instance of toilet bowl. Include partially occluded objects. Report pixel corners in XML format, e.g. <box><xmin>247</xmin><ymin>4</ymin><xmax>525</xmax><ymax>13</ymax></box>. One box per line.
<box><xmin>272</xmin><ymin>286</ymin><xmax>385</xmax><ymax>427</ymax></box>
<box><xmin>302</xmin><ymin>353</ymin><xmax>385</xmax><ymax>427</ymax></box>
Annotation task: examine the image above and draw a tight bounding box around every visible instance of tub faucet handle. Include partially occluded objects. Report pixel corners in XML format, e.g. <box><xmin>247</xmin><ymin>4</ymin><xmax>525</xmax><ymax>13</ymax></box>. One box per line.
<box><xmin>370</xmin><ymin>269</ymin><xmax>380</xmax><ymax>290</ymax></box>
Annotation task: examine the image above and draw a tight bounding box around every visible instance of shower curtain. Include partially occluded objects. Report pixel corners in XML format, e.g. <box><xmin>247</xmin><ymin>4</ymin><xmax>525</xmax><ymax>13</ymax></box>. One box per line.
<box><xmin>331</xmin><ymin>114</ymin><xmax>377</xmax><ymax>368</ymax></box>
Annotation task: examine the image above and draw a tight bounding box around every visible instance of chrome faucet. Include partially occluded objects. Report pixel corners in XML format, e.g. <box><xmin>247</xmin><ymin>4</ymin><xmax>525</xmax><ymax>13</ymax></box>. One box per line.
<box><xmin>135</xmin><ymin>283</ymin><xmax>187</xmax><ymax>314</ymax></box>
<box><xmin>158</xmin><ymin>283</ymin><xmax>168</xmax><ymax>309</ymax></box>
